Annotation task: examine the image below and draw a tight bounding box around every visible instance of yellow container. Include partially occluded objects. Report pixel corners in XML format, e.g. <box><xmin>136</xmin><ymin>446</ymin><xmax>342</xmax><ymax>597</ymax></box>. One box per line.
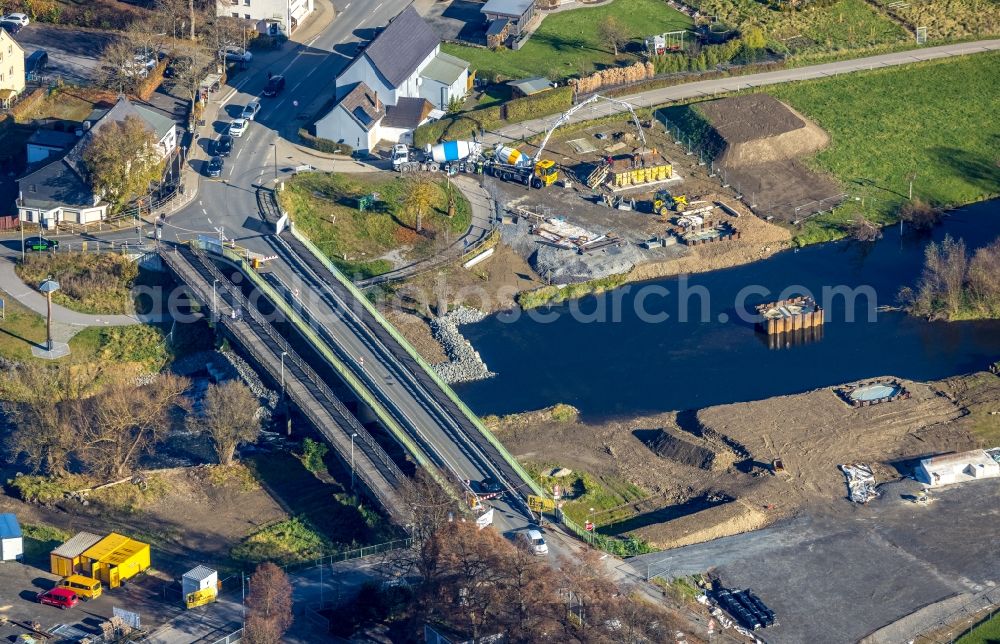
<box><xmin>58</xmin><ymin>575</ymin><xmax>103</xmax><ymax>599</ymax></box>
<box><xmin>81</xmin><ymin>533</ymin><xmax>151</xmax><ymax>589</ymax></box>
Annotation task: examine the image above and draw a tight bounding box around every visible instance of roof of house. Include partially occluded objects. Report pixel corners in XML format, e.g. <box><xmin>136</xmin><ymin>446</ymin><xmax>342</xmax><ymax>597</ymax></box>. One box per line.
<box><xmin>19</xmin><ymin>159</ymin><xmax>95</xmax><ymax>210</ymax></box>
<box><xmin>481</xmin><ymin>0</ymin><xmax>535</xmax><ymax>17</ymax></box>
<box><xmin>486</xmin><ymin>18</ymin><xmax>510</xmax><ymax>37</ymax></box>
<box><xmin>183</xmin><ymin>565</ymin><xmax>217</xmax><ymax>583</ymax></box>
<box><xmin>336</xmin><ymin>82</ymin><xmax>385</xmax><ymax>131</ymax></box>
<box><xmin>509</xmin><ymin>76</ymin><xmax>552</xmax><ymax>96</ymax></box>
<box><xmin>82</xmin><ymin>532</ymin><xmax>149</xmax><ymax>565</ymax></box>
<box><xmin>51</xmin><ymin>532</ymin><xmax>103</xmax><ymax>559</ymax></box>
<box><xmin>85</xmin><ymin>98</ymin><xmax>174</xmax><ymax>141</ymax></box>
<box><xmin>0</xmin><ymin>513</ymin><xmax>20</xmax><ymax>539</ymax></box>
<box><xmin>361</xmin><ymin>6</ymin><xmax>440</xmax><ymax>88</ymax></box>
<box><xmin>27</xmin><ymin>129</ymin><xmax>78</xmax><ymax>150</ymax></box>
<box><xmin>921</xmin><ymin>449</ymin><xmax>996</xmax><ymax>468</ymax></box>
<box><xmin>383</xmin><ymin>97</ymin><xmax>433</xmax><ymax>129</ymax></box>
<box><xmin>420</xmin><ymin>52</ymin><xmax>469</xmax><ymax>86</ymax></box>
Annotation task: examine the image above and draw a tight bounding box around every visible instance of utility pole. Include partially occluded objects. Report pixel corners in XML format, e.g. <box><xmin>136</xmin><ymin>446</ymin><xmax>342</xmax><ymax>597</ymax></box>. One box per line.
<box><xmin>189</xmin><ymin>0</ymin><xmax>195</xmax><ymax>40</ymax></box>
<box><xmin>280</xmin><ymin>351</ymin><xmax>287</xmax><ymax>399</ymax></box>
<box><xmin>350</xmin><ymin>432</ymin><xmax>358</xmax><ymax>490</ymax></box>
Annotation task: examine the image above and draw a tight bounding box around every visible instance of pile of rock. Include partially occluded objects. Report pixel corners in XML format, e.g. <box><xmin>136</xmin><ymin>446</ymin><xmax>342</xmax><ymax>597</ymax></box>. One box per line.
<box><xmin>430</xmin><ymin>307</ymin><xmax>495</xmax><ymax>384</ymax></box>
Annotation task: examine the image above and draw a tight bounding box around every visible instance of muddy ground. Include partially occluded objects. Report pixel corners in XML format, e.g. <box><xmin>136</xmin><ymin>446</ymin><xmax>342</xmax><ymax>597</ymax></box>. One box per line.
<box><xmin>492</xmin><ymin>372</ymin><xmax>998</xmax><ymax>549</ymax></box>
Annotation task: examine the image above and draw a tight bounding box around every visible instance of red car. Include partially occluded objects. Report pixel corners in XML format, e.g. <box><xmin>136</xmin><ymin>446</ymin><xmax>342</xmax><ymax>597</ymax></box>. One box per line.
<box><xmin>37</xmin><ymin>587</ymin><xmax>79</xmax><ymax>609</ymax></box>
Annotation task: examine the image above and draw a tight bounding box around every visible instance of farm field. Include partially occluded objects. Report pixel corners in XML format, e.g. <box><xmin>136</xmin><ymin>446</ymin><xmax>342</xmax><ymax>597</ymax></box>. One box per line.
<box><xmin>874</xmin><ymin>0</ymin><xmax>1000</xmax><ymax>41</ymax></box>
<box><xmin>278</xmin><ymin>172</ymin><xmax>471</xmax><ymax>279</ymax></box>
<box><xmin>686</xmin><ymin>0</ymin><xmax>907</xmax><ymax>54</ymax></box>
<box><xmin>765</xmin><ymin>52</ymin><xmax>1000</xmax><ymax>243</ymax></box>
<box><xmin>442</xmin><ymin>0</ymin><xmax>692</xmax><ymax>81</ymax></box>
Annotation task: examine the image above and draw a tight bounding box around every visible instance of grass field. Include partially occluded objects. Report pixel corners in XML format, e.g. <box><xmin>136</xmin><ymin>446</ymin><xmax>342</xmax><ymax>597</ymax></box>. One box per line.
<box><xmin>686</xmin><ymin>0</ymin><xmax>907</xmax><ymax>54</ymax></box>
<box><xmin>875</xmin><ymin>0</ymin><xmax>1000</xmax><ymax>41</ymax></box>
<box><xmin>0</xmin><ymin>297</ymin><xmax>110</xmax><ymax>362</ymax></box>
<box><xmin>278</xmin><ymin>172</ymin><xmax>471</xmax><ymax>279</ymax></box>
<box><xmin>763</xmin><ymin>52</ymin><xmax>1000</xmax><ymax>244</ymax></box>
<box><xmin>442</xmin><ymin>0</ymin><xmax>692</xmax><ymax>81</ymax></box>
<box><xmin>958</xmin><ymin>611</ymin><xmax>1000</xmax><ymax>644</ymax></box>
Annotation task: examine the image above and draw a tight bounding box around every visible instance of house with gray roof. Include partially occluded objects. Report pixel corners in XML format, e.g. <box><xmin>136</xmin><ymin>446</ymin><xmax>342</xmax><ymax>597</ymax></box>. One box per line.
<box><xmin>318</xmin><ymin>6</ymin><xmax>469</xmax><ymax>150</ymax></box>
<box><xmin>18</xmin><ymin>96</ymin><xmax>177</xmax><ymax>229</ymax></box>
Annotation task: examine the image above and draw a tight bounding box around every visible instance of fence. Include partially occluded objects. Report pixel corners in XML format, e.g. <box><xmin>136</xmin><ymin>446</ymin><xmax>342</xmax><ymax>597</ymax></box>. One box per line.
<box><xmin>281</xmin><ymin>538</ymin><xmax>414</xmax><ymax>574</ymax></box>
<box><xmin>208</xmin><ymin>628</ymin><xmax>243</xmax><ymax>644</ymax></box>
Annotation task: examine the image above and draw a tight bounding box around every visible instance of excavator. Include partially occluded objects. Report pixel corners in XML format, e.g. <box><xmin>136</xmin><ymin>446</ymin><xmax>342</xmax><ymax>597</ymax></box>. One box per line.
<box><xmin>652</xmin><ymin>190</ymin><xmax>688</xmax><ymax>216</ymax></box>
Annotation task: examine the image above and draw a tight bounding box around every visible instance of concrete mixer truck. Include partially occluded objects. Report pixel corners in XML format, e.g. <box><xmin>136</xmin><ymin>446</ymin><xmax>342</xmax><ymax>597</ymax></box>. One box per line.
<box><xmin>481</xmin><ymin>144</ymin><xmax>558</xmax><ymax>189</ymax></box>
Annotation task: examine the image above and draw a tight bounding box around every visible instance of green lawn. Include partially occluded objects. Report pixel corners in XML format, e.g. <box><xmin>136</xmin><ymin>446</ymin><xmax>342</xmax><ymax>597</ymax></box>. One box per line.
<box><xmin>278</xmin><ymin>172</ymin><xmax>472</xmax><ymax>279</ymax></box>
<box><xmin>958</xmin><ymin>611</ymin><xmax>1000</xmax><ymax>644</ymax></box>
<box><xmin>443</xmin><ymin>0</ymin><xmax>692</xmax><ymax>81</ymax></box>
<box><xmin>685</xmin><ymin>0</ymin><xmax>906</xmax><ymax>54</ymax></box>
<box><xmin>763</xmin><ymin>52</ymin><xmax>1000</xmax><ymax>244</ymax></box>
<box><xmin>0</xmin><ymin>297</ymin><xmax>106</xmax><ymax>363</ymax></box>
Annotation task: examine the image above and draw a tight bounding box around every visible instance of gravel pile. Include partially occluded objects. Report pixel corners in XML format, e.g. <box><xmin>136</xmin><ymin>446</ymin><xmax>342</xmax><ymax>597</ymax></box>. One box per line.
<box><xmin>430</xmin><ymin>307</ymin><xmax>495</xmax><ymax>384</ymax></box>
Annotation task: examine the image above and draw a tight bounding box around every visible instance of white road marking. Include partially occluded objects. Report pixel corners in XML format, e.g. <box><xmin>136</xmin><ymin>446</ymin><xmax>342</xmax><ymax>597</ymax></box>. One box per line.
<box><xmin>207</xmin><ymin>218</ymin><xmax>213</xmax><ymax>224</ymax></box>
<box><xmin>202</xmin><ymin>208</ymin><xmax>207</xmax><ymax>215</ymax></box>
<box><xmin>235</xmin><ymin>147</ymin><xmax>244</xmax><ymax>161</ymax></box>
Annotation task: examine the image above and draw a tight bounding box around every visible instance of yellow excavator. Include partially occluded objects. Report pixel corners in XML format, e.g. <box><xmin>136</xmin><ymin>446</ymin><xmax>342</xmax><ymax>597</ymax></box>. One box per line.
<box><xmin>652</xmin><ymin>190</ymin><xmax>688</xmax><ymax>216</ymax></box>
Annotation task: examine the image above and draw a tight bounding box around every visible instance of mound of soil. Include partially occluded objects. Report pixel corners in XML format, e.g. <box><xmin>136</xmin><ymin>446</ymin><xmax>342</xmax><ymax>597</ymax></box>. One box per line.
<box><xmin>629</xmin><ymin>499</ymin><xmax>769</xmax><ymax>550</ymax></box>
<box><xmin>640</xmin><ymin>428</ymin><xmax>718</xmax><ymax>470</ymax></box>
<box><xmin>696</xmin><ymin>95</ymin><xmax>830</xmax><ymax>168</ymax></box>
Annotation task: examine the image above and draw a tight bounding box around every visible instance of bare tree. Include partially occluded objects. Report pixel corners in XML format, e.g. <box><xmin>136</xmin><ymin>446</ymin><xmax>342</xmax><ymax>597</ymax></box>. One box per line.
<box><xmin>598</xmin><ymin>16</ymin><xmax>629</xmax><ymax>56</ymax></box>
<box><xmin>906</xmin><ymin>235</ymin><xmax>969</xmax><ymax>318</ymax></box>
<box><xmin>101</xmin><ymin>37</ymin><xmax>146</xmax><ymax>95</ymax></box>
<box><xmin>244</xmin><ymin>562</ymin><xmax>293</xmax><ymax>644</ymax></box>
<box><xmin>188</xmin><ymin>380</ymin><xmax>261</xmax><ymax>465</ymax></box>
<box><xmin>899</xmin><ymin>198</ymin><xmax>943</xmax><ymax>231</ymax></box>
<box><xmin>967</xmin><ymin>238</ymin><xmax>1000</xmax><ymax>316</ymax></box>
<box><xmin>848</xmin><ymin>215</ymin><xmax>882</xmax><ymax>242</ymax></box>
<box><xmin>79</xmin><ymin>374</ymin><xmax>190</xmax><ymax>478</ymax></box>
<box><xmin>165</xmin><ymin>41</ymin><xmax>213</xmax><ymax>104</ymax></box>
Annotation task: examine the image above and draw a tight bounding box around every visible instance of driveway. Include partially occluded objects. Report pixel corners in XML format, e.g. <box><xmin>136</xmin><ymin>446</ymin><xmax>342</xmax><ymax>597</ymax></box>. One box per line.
<box><xmin>13</xmin><ymin>24</ymin><xmax>114</xmax><ymax>85</ymax></box>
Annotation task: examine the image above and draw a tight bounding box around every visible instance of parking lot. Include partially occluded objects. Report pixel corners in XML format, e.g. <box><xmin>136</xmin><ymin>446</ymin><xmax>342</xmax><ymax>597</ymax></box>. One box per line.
<box><xmin>13</xmin><ymin>24</ymin><xmax>114</xmax><ymax>85</ymax></box>
<box><xmin>630</xmin><ymin>478</ymin><xmax>1000</xmax><ymax>643</ymax></box>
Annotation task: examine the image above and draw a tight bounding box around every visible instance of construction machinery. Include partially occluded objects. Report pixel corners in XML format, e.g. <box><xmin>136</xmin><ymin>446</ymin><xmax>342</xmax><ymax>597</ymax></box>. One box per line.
<box><xmin>652</xmin><ymin>190</ymin><xmax>687</xmax><ymax>216</ymax></box>
<box><xmin>482</xmin><ymin>144</ymin><xmax>558</xmax><ymax>189</ymax></box>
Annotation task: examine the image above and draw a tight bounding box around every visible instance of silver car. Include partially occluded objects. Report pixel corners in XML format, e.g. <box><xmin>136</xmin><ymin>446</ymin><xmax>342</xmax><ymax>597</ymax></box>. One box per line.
<box><xmin>241</xmin><ymin>101</ymin><xmax>261</xmax><ymax>121</ymax></box>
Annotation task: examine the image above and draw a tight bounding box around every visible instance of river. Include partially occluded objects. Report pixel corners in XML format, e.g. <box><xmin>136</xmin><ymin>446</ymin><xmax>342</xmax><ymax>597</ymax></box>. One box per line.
<box><xmin>454</xmin><ymin>200</ymin><xmax>1000</xmax><ymax>420</ymax></box>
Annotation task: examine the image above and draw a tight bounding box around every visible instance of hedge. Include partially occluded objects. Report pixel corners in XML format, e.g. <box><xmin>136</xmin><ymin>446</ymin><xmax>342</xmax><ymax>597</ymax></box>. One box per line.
<box><xmin>503</xmin><ymin>85</ymin><xmax>572</xmax><ymax>122</ymax></box>
<box><xmin>9</xmin><ymin>87</ymin><xmax>47</xmax><ymax>122</ymax></box>
<box><xmin>137</xmin><ymin>58</ymin><xmax>169</xmax><ymax>101</ymax></box>
<box><xmin>298</xmin><ymin>128</ymin><xmax>353</xmax><ymax>155</ymax></box>
<box><xmin>413</xmin><ymin>105</ymin><xmax>503</xmax><ymax>148</ymax></box>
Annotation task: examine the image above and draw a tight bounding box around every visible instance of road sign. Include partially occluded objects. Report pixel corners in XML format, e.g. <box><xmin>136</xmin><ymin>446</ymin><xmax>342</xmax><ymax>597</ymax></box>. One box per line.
<box><xmin>585</xmin><ymin>521</ymin><xmax>594</xmax><ymax>532</ymax></box>
<box><xmin>476</xmin><ymin>508</ymin><xmax>494</xmax><ymax>530</ymax></box>
<box><xmin>528</xmin><ymin>495</ymin><xmax>556</xmax><ymax>513</ymax></box>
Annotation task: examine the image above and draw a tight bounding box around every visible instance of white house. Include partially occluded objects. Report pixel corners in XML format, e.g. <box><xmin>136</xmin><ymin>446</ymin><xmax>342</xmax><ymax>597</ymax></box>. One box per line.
<box><xmin>917</xmin><ymin>449</ymin><xmax>1000</xmax><ymax>487</ymax></box>
<box><xmin>18</xmin><ymin>97</ymin><xmax>178</xmax><ymax>228</ymax></box>
<box><xmin>315</xmin><ymin>6</ymin><xmax>469</xmax><ymax>150</ymax></box>
<box><xmin>217</xmin><ymin>0</ymin><xmax>313</xmax><ymax>36</ymax></box>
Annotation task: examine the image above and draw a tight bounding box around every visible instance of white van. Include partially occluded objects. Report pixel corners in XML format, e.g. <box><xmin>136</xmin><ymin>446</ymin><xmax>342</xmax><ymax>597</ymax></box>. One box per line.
<box><xmin>527</xmin><ymin>529</ymin><xmax>548</xmax><ymax>556</ymax></box>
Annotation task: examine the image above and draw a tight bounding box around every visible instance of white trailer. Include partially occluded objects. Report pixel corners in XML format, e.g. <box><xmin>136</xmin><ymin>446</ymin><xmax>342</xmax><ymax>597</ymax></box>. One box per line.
<box><xmin>0</xmin><ymin>513</ymin><xmax>23</xmax><ymax>562</ymax></box>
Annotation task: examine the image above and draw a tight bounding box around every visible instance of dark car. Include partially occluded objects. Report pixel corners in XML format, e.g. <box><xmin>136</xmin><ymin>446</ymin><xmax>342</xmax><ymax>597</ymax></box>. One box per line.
<box><xmin>466</xmin><ymin>477</ymin><xmax>505</xmax><ymax>500</ymax></box>
<box><xmin>0</xmin><ymin>20</ymin><xmax>22</xmax><ymax>35</ymax></box>
<box><xmin>24</xmin><ymin>236</ymin><xmax>58</xmax><ymax>252</ymax></box>
<box><xmin>207</xmin><ymin>155</ymin><xmax>224</xmax><ymax>178</ymax></box>
<box><xmin>215</xmin><ymin>134</ymin><xmax>233</xmax><ymax>157</ymax></box>
<box><xmin>262</xmin><ymin>75</ymin><xmax>285</xmax><ymax>97</ymax></box>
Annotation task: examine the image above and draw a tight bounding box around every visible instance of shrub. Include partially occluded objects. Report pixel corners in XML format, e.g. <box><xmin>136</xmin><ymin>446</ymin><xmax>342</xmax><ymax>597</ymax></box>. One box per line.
<box><xmin>137</xmin><ymin>59</ymin><xmax>169</xmax><ymax>101</ymax></box>
<box><xmin>7</xmin><ymin>474</ymin><xmax>88</xmax><ymax>504</ymax></box>
<box><xmin>301</xmin><ymin>437</ymin><xmax>329</xmax><ymax>474</ymax></box>
<box><xmin>231</xmin><ymin>516</ymin><xmax>334</xmax><ymax>565</ymax></box>
<box><xmin>413</xmin><ymin>106</ymin><xmax>503</xmax><ymax>147</ymax></box>
<box><xmin>10</xmin><ymin>88</ymin><xmax>46</xmax><ymax>122</ymax></box>
<box><xmin>550</xmin><ymin>403</ymin><xmax>578</xmax><ymax>423</ymax></box>
<box><xmin>503</xmin><ymin>85</ymin><xmax>573</xmax><ymax>121</ymax></box>
<box><xmin>900</xmin><ymin>198</ymin><xmax>943</xmax><ymax>231</ymax></box>
<box><xmin>298</xmin><ymin>128</ymin><xmax>353</xmax><ymax>155</ymax></box>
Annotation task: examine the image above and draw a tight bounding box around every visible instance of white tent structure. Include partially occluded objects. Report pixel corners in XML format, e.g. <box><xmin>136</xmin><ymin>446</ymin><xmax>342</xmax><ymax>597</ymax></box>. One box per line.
<box><xmin>917</xmin><ymin>449</ymin><xmax>1000</xmax><ymax>487</ymax></box>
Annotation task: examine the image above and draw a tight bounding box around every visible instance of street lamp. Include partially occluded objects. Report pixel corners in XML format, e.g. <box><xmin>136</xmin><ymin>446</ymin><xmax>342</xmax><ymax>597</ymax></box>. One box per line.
<box><xmin>271</xmin><ymin>142</ymin><xmax>278</xmax><ymax>181</ymax></box>
<box><xmin>588</xmin><ymin>507</ymin><xmax>595</xmax><ymax>544</ymax></box>
<box><xmin>39</xmin><ymin>278</ymin><xmax>60</xmax><ymax>351</ymax></box>
<box><xmin>212</xmin><ymin>279</ymin><xmax>218</xmax><ymax>321</ymax></box>
<box><xmin>350</xmin><ymin>432</ymin><xmax>358</xmax><ymax>490</ymax></box>
<box><xmin>280</xmin><ymin>351</ymin><xmax>288</xmax><ymax>399</ymax></box>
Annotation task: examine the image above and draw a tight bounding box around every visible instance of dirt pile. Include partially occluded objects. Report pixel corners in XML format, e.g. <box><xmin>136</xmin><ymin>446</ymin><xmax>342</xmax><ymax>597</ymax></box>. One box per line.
<box><xmin>629</xmin><ymin>499</ymin><xmax>769</xmax><ymax>550</ymax></box>
<box><xmin>639</xmin><ymin>427</ymin><xmax>732</xmax><ymax>470</ymax></box>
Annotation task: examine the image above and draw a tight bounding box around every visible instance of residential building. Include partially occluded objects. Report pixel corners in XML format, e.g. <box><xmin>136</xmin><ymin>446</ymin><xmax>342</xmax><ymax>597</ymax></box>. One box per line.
<box><xmin>0</xmin><ymin>27</ymin><xmax>25</xmax><ymax>109</ymax></box>
<box><xmin>315</xmin><ymin>6</ymin><xmax>469</xmax><ymax>150</ymax></box>
<box><xmin>18</xmin><ymin>97</ymin><xmax>177</xmax><ymax>228</ymax></box>
<box><xmin>216</xmin><ymin>0</ymin><xmax>314</xmax><ymax>36</ymax></box>
<box><xmin>481</xmin><ymin>0</ymin><xmax>536</xmax><ymax>37</ymax></box>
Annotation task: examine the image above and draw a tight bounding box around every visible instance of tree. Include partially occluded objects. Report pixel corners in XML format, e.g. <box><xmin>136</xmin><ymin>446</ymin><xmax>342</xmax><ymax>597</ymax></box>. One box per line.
<box><xmin>848</xmin><ymin>215</ymin><xmax>882</xmax><ymax>242</ymax></box>
<box><xmin>598</xmin><ymin>16</ymin><xmax>629</xmax><ymax>56</ymax></box>
<box><xmin>165</xmin><ymin>42</ymin><xmax>213</xmax><ymax>105</ymax></box>
<box><xmin>244</xmin><ymin>562</ymin><xmax>293</xmax><ymax>644</ymax></box>
<box><xmin>905</xmin><ymin>235</ymin><xmax>969</xmax><ymax>318</ymax></box>
<box><xmin>3</xmin><ymin>364</ymin><xmax>93</xmax><ymax>476</ymax></box>
<box><xmin>403</xmin><ymin>177</ymin><xmax>436</xmax><ymax>233</ymax></box>
<box><xmin>187</xmin><ymin>380</ymin><xmax>261</xmax><ymax>465</ymax></box>
<box><xmin>100</xmin><ymin>37</ymin><xmax>145</xmax><ymax>95</ymax></box>
<box><xmin>83</xmin><ymin>115</ymin><xmax>165</xmax><ymax>212</ymax></box>
<box><xmin>740</xmin><ymin>26</ymin><xmax>767</xmax><ymax>62</ymax></box>
<box><xmin>967</xmin><ymin>239</ymin><xmax>1000</xmax><ymax>316</ymax></box>
<box><xmin>899</xmin><ymin>198</ymin><xmax>942</xmax><ymax>231</ymax></box>
<box><xmin>79</xmin><ymin>374</ymin><xmax>190</xmax><ymax>478</ymax></box>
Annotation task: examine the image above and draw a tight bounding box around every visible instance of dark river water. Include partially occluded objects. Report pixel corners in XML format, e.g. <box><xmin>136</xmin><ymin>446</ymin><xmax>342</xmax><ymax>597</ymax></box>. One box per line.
<box><xmin>454</xmin><ymin>200</ymin><xmax>1000</xmax><ymax>420</ymax></box>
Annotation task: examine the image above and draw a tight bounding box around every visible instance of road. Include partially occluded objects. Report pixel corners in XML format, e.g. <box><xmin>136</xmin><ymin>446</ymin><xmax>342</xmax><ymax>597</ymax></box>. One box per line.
<box><xmin>484</xmin><ymin>38</ymin><xmax>1000</xmax><ymax>146</ymax></box>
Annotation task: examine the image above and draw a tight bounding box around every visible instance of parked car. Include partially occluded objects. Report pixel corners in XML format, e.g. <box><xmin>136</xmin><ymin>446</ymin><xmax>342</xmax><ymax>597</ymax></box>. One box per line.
<box><xmin>37</xmin><ymin>588</ymin><xmax>78</xmax><ymax>609</ymax></box>
<box><xmin>215</xmin><ymin>134</ymin><xmax>233</xmax><ymax>157</ymax></box>
<box><xmin>25</xmin><ymin>50</ymin><xmax>48</xmax><ymax>76</ymax></box>
<box><xmin>221</xmin><ymin>46</ymin><xmax>252</xmax><ymax>63</ymax></box>
<box><xmin>525</xmin><ymin>529</ymin><xmax>549</xmax><ymax>556</ymax></box>
<box><xmin>241</xmin><ymin>100</ymin><xmax>261</xmax><ymax>121</ymax></box>
<box><xmin>0</xmin><ymin>20</ymin><xmax>22</xmax><ymax>35</ymax></box>
<box><xmin>24</xmin><ymin>236</ymin><xmax>58</xmax><ymax>252</ymax></box>
<box><xmin>57</xmin><ymin>575</ymin><xmax>102</xmax><ymax>600</ymax></box>
<box><xmin>2</xmin><ymin>13</ymin><xmax>29</xmax><ymax>26</ymax></box>
<box><xmin>262</xmin><ymin>75</ymin><xmax>285</xmax><ymax>97</ymax></box>
<box><xmin>228</xmin><ymin>118</ymin><xmax>247</xmax><ymax>137</ymax></box>
<box><xmin>466</xmin><ymin>477</ymin><xmax>504</xmax><ymax>500</ymax></box>
<box><xmin>207</xmin><ymin>155</ymin><xmax>224</xmax><ymax>178</ymax></box>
